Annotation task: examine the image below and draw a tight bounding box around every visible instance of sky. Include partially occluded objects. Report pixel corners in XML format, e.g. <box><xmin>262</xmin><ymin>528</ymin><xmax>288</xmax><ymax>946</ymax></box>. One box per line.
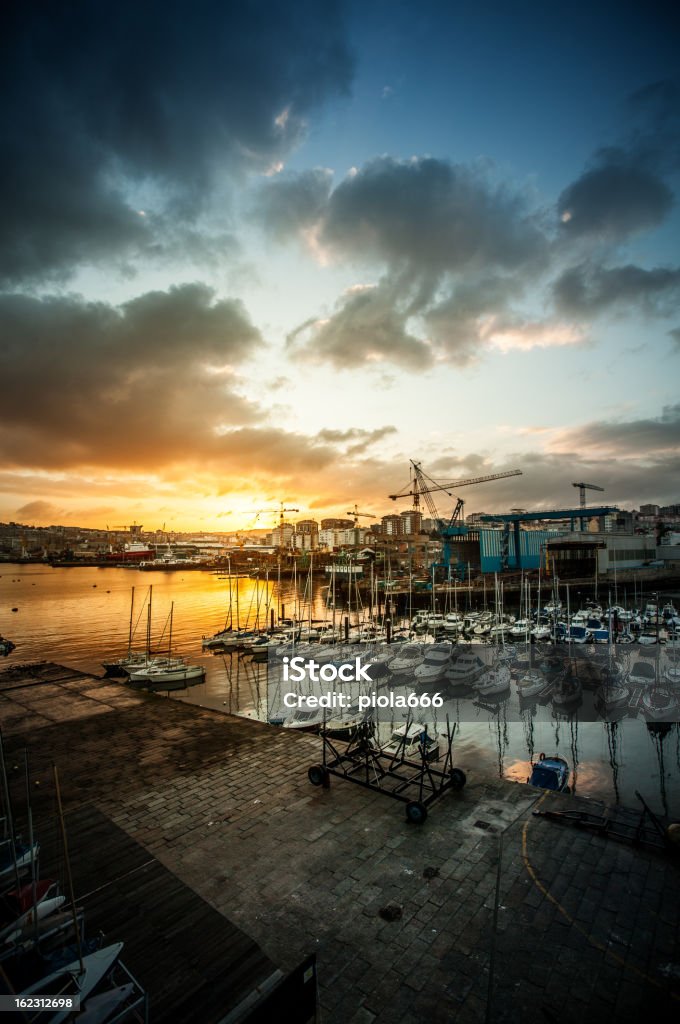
<box><xmin>2</xmin><ymin>0</ymin><xmax>679</xmax><ymax>532</ymax></box>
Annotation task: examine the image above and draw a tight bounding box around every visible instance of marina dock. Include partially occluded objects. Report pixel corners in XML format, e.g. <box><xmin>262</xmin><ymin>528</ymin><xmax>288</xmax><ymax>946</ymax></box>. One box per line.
<box><xmin>1</xmin><ymin>662</ymin><xmax>679</xmax><ymax>1023</ymax></box>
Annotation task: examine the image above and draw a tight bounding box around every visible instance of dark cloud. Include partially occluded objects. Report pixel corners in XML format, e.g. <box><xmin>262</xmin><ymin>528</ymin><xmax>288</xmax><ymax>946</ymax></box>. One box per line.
<box><xmin>626</xmin><ymin>79</ymin><xmax>680</xmax><ymax>175</ymax></box>
<box><xmin>250</xmin><ymin>169</ymin><xmax>333</xmax><ymax>240</ymax></box>
<box><xmin>550</xmin><ymin>403</ymin><xmax>680</xmax><ymax>457</ymax></box>
<box><xmin>1</xmin><ymin>1</ymin><xmax>353</xmax><ymax>283</ymax></box>
<box><xmin>424</xmin><ymin>276</ymin><xmax>519</xmax><ymax>361</ymax></box>
<box><xmin>319</xmin><ymin>157</ymin><xmax>546</xmax><ymax>276</ymax></box>
<box><xmin>0</xmin><ymin>285</ymin><xmax>265</xmax><ymax>469</ymax></box>
<box><xmin>669</xmin><ymin>327</ymin><xmax>680</xmax><ymax>348</ymax></box>
<box><xmin>554</xmin><ymin>262</ymin><xmax>680</xmax><ymax>317</ymax></box>
<box><xmin>316</xmin><ymin>426</ymin><xmax>398</xmax><ymax>456</ymax></box>
<box><xmin>286</xmin><ymin>282</ymin><xmax>435</xmax><ymax>370</ymax></box>
<box><xmin>557</xmin><ymin>158</ymin><xmax>673</xmax><ymax>241</ymax></box>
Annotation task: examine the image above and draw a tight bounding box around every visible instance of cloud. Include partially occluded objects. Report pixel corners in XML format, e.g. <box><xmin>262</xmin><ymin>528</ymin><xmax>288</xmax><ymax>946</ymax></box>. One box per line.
<box><xmin>15</xmin><ymin>500</ymin><xmax>62</xmax><ymax>523</ymax></box>
<box><xmin>554</xmin><ymin>262</ymin><xmax>680</xmax><ymax>316</ymax></box>
<box><xmin>548</xmin><ymin>404</ymin><xmax>680</xmax><ymax>458</ymax></box>
<box><xmin>1</xmin><ymin>1</ymin><xmax>353</xmax><ymax>284</ymax></box>
<box><xmin>316</xmin><ymin>426</ymin><xmax>398</xmax><ymax>456</ymax></box>
<box><xmin>287</xmin><ymin>281</ymin><xmax>435</xmax><ymax>369</ymax></box>
<box><xmin>0</xmin><ymin>284</ymin><xmax>265</xmax><ymax>470</ymax></box>
<box><xmin>318</xmin><ymin>156</ymin><xmax>546</xmax><ymax>276</ymax></box>
<box><xmin>557</xmin><ymin>158</ymin><xmax>673</xmax><ymax>241</ymax></box>
<box><xmin>250</xmin><ymin>169</ymin><xmax>333</xmax><ymax>241</ymax></box>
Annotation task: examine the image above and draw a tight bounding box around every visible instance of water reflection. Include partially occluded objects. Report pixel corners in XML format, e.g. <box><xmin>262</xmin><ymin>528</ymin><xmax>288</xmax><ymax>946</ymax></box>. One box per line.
<box><xmin>1</xmin><ymin>565</ymin><xmax>678</xmax><ymax>815</ymax></box>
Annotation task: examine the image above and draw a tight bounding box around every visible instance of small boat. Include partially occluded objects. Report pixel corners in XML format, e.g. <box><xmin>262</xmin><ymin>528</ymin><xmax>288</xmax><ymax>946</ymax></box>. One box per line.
<box><xmin>0</xmin><ymin>880</ymin><xmax>65</xmax><ymax>944</ymax></box>
<box><xmin>528</xmin><ymin>753</ymin><xmax>570</xmax><ymax>792</ymax></box>
<box><xmin>444</xmin><ymin>650</ymin><xmax>486</xmax><ymax>688</ymax></box>
<box><xmin>0</xmin><ymin>636</ymin><xmax>15</xmax><ymax>656</ymax></box>
<box><xmin>552</xmin><ymin>673</ymin><xmax>582</xmax><ymax>708</ymax></box>
<box><xmin>640</xmin><ymin>688</ymin><xmax>680</xmax><ymax>721</ymax></box>
<box><xmin>516</xmin><ymin>668</ymin><xmax>551</xmax><ymax>699</ymax></box>
<box><xmin>127</xmin><ymin>660</ymin><xmax>205</xmax><ymax>687</ymax></box>
<box><xmin>21</xmin><ymin>943</ymin><xmax>124</xmax><ymax>1023</ymax></box>
<box><xmin>628</xmin><ymin>660</ymin><xmax>657</xmax><ymax>687</ymax></box>
<box><xmin>381</xmin><ymin>723</ymin><xmax>440</xmax><ymax>762</ymax></box>
<box><xmin>413</xmin><ymin>644</ymin><xmax>452</xmax><ymax>684</ymax></box>
<box><xmin>475</xmin><ymin>663</ymin><xmax>511</xmax><ymax>698</ymax></box>
<box><xmin>595</xmin><ymin>680</ymin><xmax>630</xmax><ymax>713</ymax></box>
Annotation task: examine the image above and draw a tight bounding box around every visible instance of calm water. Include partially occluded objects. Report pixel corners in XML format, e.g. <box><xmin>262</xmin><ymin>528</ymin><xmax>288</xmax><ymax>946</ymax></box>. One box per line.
<box><xmin>1</xmin><ymin>564</ymin><xmax>679</xmax><ymax>816</ymax></box>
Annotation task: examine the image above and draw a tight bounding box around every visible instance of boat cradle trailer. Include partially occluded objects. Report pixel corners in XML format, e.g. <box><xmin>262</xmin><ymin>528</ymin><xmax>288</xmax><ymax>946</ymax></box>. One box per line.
<box><xmin>307</xmin><ymin>716</ymin><xmax>466</xmax><ymax>824</ymax></box>
<box><xmin>532</xmin><ymin>790</ymin><xmax>679</xmax><ymax>856</ymax></box>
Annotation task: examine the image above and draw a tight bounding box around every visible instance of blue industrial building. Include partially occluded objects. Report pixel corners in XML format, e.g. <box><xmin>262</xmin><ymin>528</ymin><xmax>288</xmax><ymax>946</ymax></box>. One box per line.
<box><xmin>478</xmin><ymin>528</ymin><xmax>561</xmax><ymax>573</ymax></box>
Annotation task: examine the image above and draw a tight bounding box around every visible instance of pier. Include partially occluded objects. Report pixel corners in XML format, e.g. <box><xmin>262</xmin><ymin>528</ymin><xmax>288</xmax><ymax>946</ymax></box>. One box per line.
<box><xmin>1</xmin><ymin>662</ymin><xmax>679</xmax><ymax>1022</ymax></box>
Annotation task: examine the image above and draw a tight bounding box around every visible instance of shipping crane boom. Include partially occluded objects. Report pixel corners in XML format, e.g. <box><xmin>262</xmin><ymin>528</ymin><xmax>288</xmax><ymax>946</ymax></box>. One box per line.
<box><xmin>572</xmin><ymin>482</ymin><xmax>604</xmax><ymax>508</ymax></box>
<box><xmin>387</xmin><ymin>461</ymin><xmax>523</xmax><ymax>572</ymax></box>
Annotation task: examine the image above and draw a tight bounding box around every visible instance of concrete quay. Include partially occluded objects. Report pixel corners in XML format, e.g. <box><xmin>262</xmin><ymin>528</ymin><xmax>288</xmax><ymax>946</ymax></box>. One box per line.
<box><xmin>1</xmin><ymin>661</ymin><xmax>678</xmax><ymax>1023</ymax></box>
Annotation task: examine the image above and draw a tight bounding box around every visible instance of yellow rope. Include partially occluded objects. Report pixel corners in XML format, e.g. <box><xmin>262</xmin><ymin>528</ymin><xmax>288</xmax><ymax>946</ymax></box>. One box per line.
<box><xmin>521</xmin><ymin>794</ymin><xmax>680</xmax><ymax>1001</ymax></box>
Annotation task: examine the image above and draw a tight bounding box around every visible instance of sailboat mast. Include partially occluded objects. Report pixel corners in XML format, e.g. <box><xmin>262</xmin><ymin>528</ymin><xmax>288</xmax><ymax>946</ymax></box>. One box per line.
<box><xmin>53</xmin><ymin>763</ymin><xmax>84</xmax><ymax>974</ymax></box>
<box><xmin>0</xmin><ymin>729</ymin><xmax>21</xmax><ymax>891</ymax></box>
<box><xmin>168</xmin><ymin>602</ymin><xmax>174</xmax><ymax>656</ymax></box>
<box><xmin>127</xmin><ymin>587</ymin><xmax>135</xmax><ymax>657</ymax></box>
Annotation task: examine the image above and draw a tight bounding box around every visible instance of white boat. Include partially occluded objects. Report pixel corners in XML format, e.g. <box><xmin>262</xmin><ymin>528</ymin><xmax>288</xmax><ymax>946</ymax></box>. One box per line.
<box><xmin>128</xmin><ymin>660</ymin><xmax>205</xmax><ymax>686</ymax></box>
<box><xmin>628</xmin><ymin>660</ymin><xmax>657</xmax><ymax>687</ymax></box>
<box><xmin>640</xmin><ymin>688</ymin><xmax>680</xmax><ymax>721</ymax></box>
<box><xmin>444</xmin><ymin>650</ymin><xmax>486</xmax><ymax>687</ymax></box>
<box><xmin>22</xmin><ymin>943</ymin><xmax>124</xmax><ymax>1023</ymax></box>
<box><xmin>413</xmin><ymin>644</ymin><xmax>452</xmax><ymax>684</ymax></box>
<box><xmin>389</xmin><ymin>644</ymin><xmax>425</xmax><ymax>675</ymax></box>
<box><xmin>595</xmin><ymin>681</ymin><xmax>630</xmax><ymax>712</ymax></box>
<box><xmin>508</xmin><ymin>619</ymin><xmax>531</xmax><ymax>640</ymax></box>
<box><xmin>476</xmin><ymin>663</ymin><xmax>511</xmax><ymax>698</ymax></box>
<box><xmin>552</xmin><ymin>674</ymin><xmax>582</xmax><ymax>707</ymax></box>
<box><xmin>517</xmin><ymin>668</ymin><xmax>550</xmax><ymax>699</ymax></box>
<box><xmin>381</xmin><ymin>723</ymin><xmax>440</xmax><ymax>762</ymax></box>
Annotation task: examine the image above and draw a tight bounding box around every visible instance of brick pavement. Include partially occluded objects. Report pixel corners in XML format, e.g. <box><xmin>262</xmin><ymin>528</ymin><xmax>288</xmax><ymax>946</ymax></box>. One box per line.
<box><xmin>1</xmin><ymin>663</ymin><xmax>678</xmax><ymax>1022</ymax></box>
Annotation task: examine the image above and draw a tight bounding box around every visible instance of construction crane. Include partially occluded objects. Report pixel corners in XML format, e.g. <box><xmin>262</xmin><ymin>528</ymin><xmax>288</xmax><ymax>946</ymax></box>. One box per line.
<box><xmin>388</xmin><ymin>461</ymin><xmax>522</xmax><ymax>573</ymax></box>
<box><xmin>389</xmin><ymin>462</ymin><xmax>522</xmax><ymax>524</ymax></box>
<box><xmin>249</xmin><ymin>503</ymin><xmax>301</xmax><ymax>544</ymax></box>
<box><xmin>572</xmin><ymin>482</ymin><xmax>604</xmax><ymax>508</ymax></box>
<box><xmin>346</xmin><ymin>504</ymin><xmax>376</xmax><ymax>526</ymax></box>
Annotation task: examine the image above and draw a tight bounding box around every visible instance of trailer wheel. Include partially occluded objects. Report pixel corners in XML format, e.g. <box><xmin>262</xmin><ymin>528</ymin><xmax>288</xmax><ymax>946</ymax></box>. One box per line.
<box><xmin>450</xmin><ymin>768</ymin><xmax>467</xmax><ymax>790</ymax></box>
<box><xmin>406</xmin><ymin>801</ymin><xmax>428</xmax><ymax>824</ymax></box>
<box><xmin>308</xmin><ymin>764</ymin><xmax>328</xmax><ymax>787</ymax></box>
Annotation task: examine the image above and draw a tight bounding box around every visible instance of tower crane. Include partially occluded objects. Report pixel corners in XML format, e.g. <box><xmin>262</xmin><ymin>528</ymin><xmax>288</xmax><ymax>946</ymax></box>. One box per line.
<box><xmin>388</xmin><ymin>461</ymin><xmax>522</xmax><ymax>573</ymax></box>
<box><xmin>250</xmin><ymin>503</ymin><xmax>300</xmax><ymax>528</ymax></box>
<box><xmin>572</xmin><ymin>482</ymin><xmax>604</xmax><ymax>508</ymax></box>
<box><xmin>346</xmin><ymin>504</ymin><xmax>376</xmax><ymax>526</ymax></box>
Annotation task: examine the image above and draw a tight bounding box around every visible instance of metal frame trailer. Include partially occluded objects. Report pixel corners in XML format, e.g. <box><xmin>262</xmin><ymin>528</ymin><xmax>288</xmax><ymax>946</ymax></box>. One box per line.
<box><xmin>307</xmin><ymin>718</ymin><xmax>466</xmax><ymax>824</ymax></box>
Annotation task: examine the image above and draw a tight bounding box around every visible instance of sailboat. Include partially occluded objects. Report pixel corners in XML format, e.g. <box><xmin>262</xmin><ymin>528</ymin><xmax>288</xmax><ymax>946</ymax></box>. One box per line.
<box><xmin>127</xmin><ymin>602</ymin><xmax>205</xmax><ymax>688</ymax></box>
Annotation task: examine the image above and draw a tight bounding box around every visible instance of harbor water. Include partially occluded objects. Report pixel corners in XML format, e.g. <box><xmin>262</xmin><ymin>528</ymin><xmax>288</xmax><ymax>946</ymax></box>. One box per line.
<box><xmin>2</xmin><ymin>563</ymin><xmax>679</xmax><ymax>817</ymax></box>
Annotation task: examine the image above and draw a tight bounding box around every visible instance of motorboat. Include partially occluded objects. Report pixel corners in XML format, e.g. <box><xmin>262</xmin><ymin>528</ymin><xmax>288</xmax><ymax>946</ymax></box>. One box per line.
<box><xmin>628</xmin><ymin>660</ymin><xmax>657</xmax><ymax>687</ymax></box>
<box><xmin>389</xmin><ymin>644</ymin><xmax>425</xmax><ymax>676</ymax></box>
<box><xmin>552</xmin><ymin>673</ymin><xmax>582</xmax><ymax>708</ymax></box>
<box><xmin>475</xmin><ymin>663</ymin><xmax>512</xmax><ymax>698</ymax></box>
<box><xmin>640</xmin><ymin>688</ymin><xmax>680</xmax><ymax>721</ymax></box>
<box><xmin>444</xmin><ymin>650</ymin><xmax>487</xmax><ymax>689</ymax></box>
<box><xmin>595</xmin><ymin>680</ymin><xmax>630</xmax><ymax>713</ymax></box>
<box><xmin>516</xmin><ymin>668</ymin><xmax>551</xmax><ymax>699</ymax></box>
<box><xmin>528</xmin><ymin>753</ymin><xmax>570</xmax><ymax>792</ymax></box>
<box><xmin>413</xmin><ymin>643</ymin><xmax>452</xmax><ymax>684</ymax></box>
<box><xmin>381</xmin><ymin>723</ymin><xmax>440</xmax><ymax>762</ymax></box>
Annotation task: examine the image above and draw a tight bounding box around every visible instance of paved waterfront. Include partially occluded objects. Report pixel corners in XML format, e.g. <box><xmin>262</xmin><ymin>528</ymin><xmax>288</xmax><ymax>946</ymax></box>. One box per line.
<box><xmin>1</xmin><ymin>662</ymin><xmax>679</xmax><ymax>1023</ymax></box>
